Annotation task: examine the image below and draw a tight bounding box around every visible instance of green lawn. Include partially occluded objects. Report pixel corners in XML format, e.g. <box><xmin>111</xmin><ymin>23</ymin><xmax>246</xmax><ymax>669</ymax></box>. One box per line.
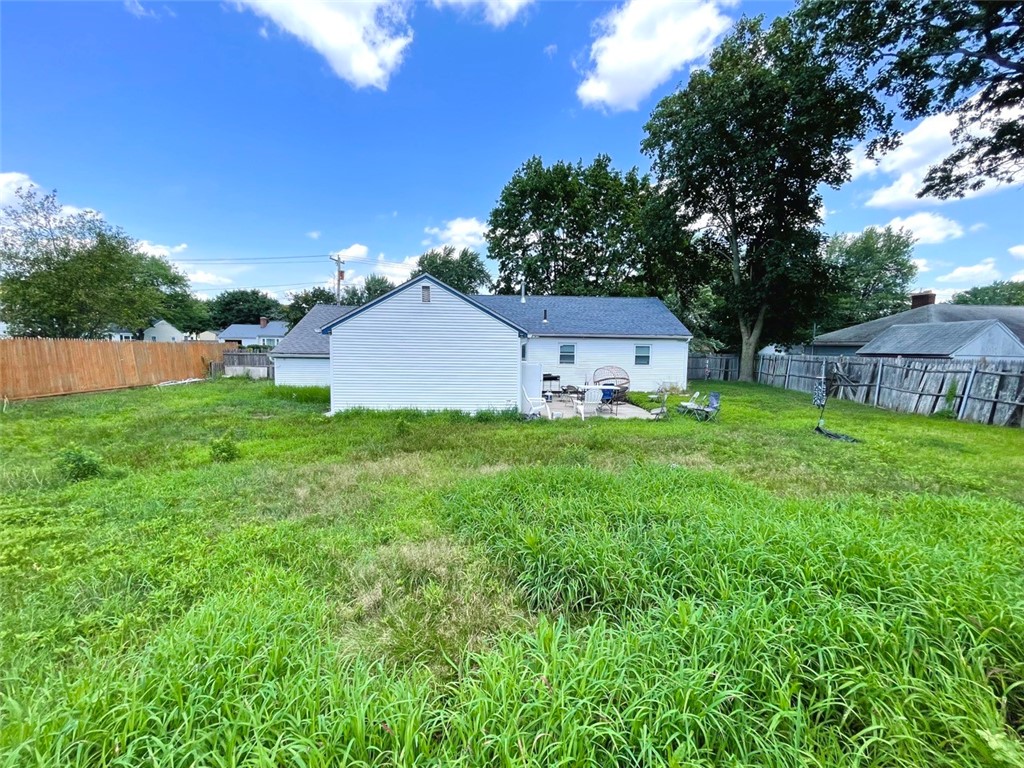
<box><xmin>1</xmin><ymin>379</ymin><xmax>1022</xmax><ymax>767</ymax></box>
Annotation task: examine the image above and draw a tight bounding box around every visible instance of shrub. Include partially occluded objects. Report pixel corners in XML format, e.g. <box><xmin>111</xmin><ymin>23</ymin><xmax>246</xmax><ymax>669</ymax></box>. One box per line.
<box><xmin>210</xmin><ymin>433</ymin><xmax>240</xmax><ymax>463</ymax></box>
<box><xmin>55</xmin><ymin>444</ymin><xmax>104</xmax><ymax>482</ymax></box>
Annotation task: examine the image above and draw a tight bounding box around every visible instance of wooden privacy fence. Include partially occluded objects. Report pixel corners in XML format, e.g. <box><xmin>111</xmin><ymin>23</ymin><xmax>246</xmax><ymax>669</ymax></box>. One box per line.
<box><xmin>0</xmin><ymin>338</ymin><xmax>226</xmax><ymax>401</ymax></box>
<box><xmin>757</xmin><ymin>354</ymin><xmax>1024</xmax><ymax>427</ymax></box>
<box><xmin>688</xmin><ymin>354</ymin><xmax>740</xmax><ymax>383</ymax></box>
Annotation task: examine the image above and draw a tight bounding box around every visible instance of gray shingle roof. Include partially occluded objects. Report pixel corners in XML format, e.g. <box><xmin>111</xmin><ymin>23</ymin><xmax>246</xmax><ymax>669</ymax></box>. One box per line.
<box><xmin>473</xmin><ymin>295</ymin><xmax>691</xmax><ymax>338</ymax></box>
<box><xmin>815</xmin><ymin>304</ymin><xmax>1024</xmax><ymax>347</ymax></box>
<box><xmin>218</xmin><ymin>320</ymin><xmax>290</xmax><ymax>340</ymax></box>
<box><xmin>856</xmin><ymin>320</ymin><xmax>1007</xmax><ymax>356</ymax></box>
<box><xmin>271</xmin><ymin>304</ymin><xmax>354</xmax><ymax>357</ymax></box>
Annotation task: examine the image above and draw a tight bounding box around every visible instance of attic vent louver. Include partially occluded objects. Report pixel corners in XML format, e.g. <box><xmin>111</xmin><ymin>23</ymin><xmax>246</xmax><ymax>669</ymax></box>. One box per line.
<box><xmin>422</xmin><ymin>285</ymin><xmax>431</xmax><ymax>303</ymax></box>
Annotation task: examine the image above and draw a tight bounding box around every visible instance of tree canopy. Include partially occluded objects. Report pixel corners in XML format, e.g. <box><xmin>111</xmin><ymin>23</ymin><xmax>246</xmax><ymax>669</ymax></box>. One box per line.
<box><xmin>340</xmin><ymin>274</ymin><xmax>395</xmax><ymax>307</ymax></box>
<box><xmin>410</xmin><ymin>245</ymin><xmax>492</xmax><ymax>294</ymax></box>
<box><xmin>951</xmin><ymin>280</ymin><xmax>1024</xmax><ymax>305</ymax></box>
<box><xmin>642</xmin><ymin>16</ymin><xmax>880</xmax><ymax>380</ymax></box>
<box><xmin>285</xmin><ymin>287</ymin><xmax>337</xmax><ymax>328</ymax></box>
<box><xmin>820</xmin><ymin>226</ymin><xmax>918</xmax><ymax>332</ymax></box>
<box><xmin>798</xmin><ymin>0</ymin><xmax>1024</xmax><ymax>198</ymax></box>
<box><xmin>486</xmin><ymin>155</ymin><xmax>649</xmax><ymax>296</ymax></box>
<box><xmin>0</xmin><ymin>188</ymin><xmax>195</xmax><ymax>338</ymax></box>
<box><xmin>208</xmin><ymin>289</ymin><xmax>284</xmax><ymax>329</ymax></box>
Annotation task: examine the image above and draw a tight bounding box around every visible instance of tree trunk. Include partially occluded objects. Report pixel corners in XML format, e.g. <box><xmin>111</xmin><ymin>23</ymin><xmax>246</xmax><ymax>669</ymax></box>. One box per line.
<box><xmin>737</xmin><ymin>304</ymin><xmax>767</xmax><ymax>382</ymax></box>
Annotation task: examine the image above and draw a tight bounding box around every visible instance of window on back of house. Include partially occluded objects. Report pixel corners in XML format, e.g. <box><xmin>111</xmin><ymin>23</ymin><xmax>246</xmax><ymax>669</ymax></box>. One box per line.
<box><xmin>559</xmin><ymin>343</ymin><xmax>575</xmax><ymax>365</ymax></box>
<box><xmin>635</xmin><ymin>345</ymin><xmax>651</xmax><ymax>365</ymax></box>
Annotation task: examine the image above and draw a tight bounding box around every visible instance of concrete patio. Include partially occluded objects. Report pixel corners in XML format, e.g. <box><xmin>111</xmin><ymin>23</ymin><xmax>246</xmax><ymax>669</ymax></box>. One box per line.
<box><xmin>542</xmin><ymin>394</ymin><xmax>654</xmax><ymax>421</ymax></box>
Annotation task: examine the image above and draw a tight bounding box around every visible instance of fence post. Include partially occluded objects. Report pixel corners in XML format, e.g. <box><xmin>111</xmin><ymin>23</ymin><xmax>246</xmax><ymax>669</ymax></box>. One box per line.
<box><xmin>873</xmin><ymin>362</ymin><xmax>883</xmax><ymax>407</ymax></box>
<box><xmin>957</xmin><ymin>362</ymin><xmax>978</xmax><ymax>421</ymax></box>
<box><xmin>783</xmin><ymin>356</ymin><xmax>793</xmax><ymax>390</ymax></box>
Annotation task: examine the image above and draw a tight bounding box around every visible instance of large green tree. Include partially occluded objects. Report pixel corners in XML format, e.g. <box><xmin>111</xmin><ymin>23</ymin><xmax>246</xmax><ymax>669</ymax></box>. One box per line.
<box><xmin>798</xmin><ymin>0</ymin><xmax>1023</xmax><ymax>198</ymax></box>
<box><xmin>0</xmin><ymin>188</ymin><xmax>193</xmax><ymax>338</ymax></box>
<box><xmin>340</xmin><ymin>274</ymin><xmax>395</xmax><ymax>306</ymax></box>
<box><xmin>642</xmin><ymin>16</ymin><xmax>881</xmax><ymax>380</ymax></box>
<box><xmin>952</xmin><ymin>280</ymin><xmax>1024</xmax><ymax>305</ymax></box>
<box><xmin>486</xmin><ymin>155</ymin><xmax>648</xmax><ymax>296</ymax></box>
<box><xmin>821</xmin><ymin>226</ymin><xmax>918</xmax><ymax>332</ymax></box>
<box><xmin>410</xmin><ymin>245</ymin><xmax>492</xmax><ymax>294</ymax></box>
<box><xmin>208</xmin><ymin>289</ymin><xmax>284</xmax><ymax>329</ymax></box>
<box><xmin>284</xmin><ymin>287</ymin><xmax>337</xmax><ymax>328</ymax></box>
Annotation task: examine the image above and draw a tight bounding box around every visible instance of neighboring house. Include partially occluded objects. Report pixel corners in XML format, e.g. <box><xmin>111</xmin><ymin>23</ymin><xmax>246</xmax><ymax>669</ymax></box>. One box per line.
<box><xmin>185</xmin><ymin>330</ymin><xmax>221</xmax><ymax>342</ymax></box>
<box><xmin>315</xmin><ymin>274</ymin><xmax>691</xmax><ymax>415</ymax></box>
<box><xmin>103</xmin><ymin>326</ymin><xmax>135</xmax><ymax>342</ymax></box>
<box><xmin>143</xmin><ymin>320</ymin><xmax>184</xmax><ymax>342</ymax></box>
<box><xmin>856</xmin><ymin>320</ymin><xmax>1024</xmax><ymax>360</ymax></box>
<box><xmin>218</xmin><ymin>317</ymin><xmax>288</xmax><ymax>347</ymax></box>
<box><xmin>0</xmin><ymin>321</ymin><xmax>9</xmax><ymax>338</ymax></box>
<box><xmin>813</xmin><ymin>303</ymin><xmax>1024</xmax><ymax>356</ymax></box>
<box><xmin>270</xmin><ymin>304</ymin><xmax>354</xmax><ymax>386</ymax></box>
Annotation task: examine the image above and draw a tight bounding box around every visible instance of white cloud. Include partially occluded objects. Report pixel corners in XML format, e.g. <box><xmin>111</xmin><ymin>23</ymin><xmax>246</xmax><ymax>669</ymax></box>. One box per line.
<box><xmin>235</xmin><ymin>1</ymin><xmax>413</xmax><ymax>90</ymax></box>
<box><xmin>307</xmin><ymin>230</ymin><xmax>321</xmax><ymax>240</ymax></box>
<box><xmin>370</xmin><ymin>252</ymin><xmax>419</xmax><ymax>283</ymax></box>
<box><xmin>258</xmin><ymin>25</ymin><xmax>269</xmax><ymax>39</ymax></box>
<box><xmin>544</xmin><ymin>43</ymin><xmax>557</xmax><ymax>58</ymax></box>
<box><xmin>968</xmin><ymin>222</ymin><xmax>986</xmax><ymax>233</ymax></box>
<box><xmin>936</xmin><ymin>258</ymin><xmax>1001</xmax><ymax>284</ymax></box>
<box><xmin>912</xmin><ymin>258</ymin><xmax>930</xmax><ymax>274</ymax></box>
<box><xmin>432</xmin><ymin>0</ymin><xmax>533</xmax><ymax>26</ymax></box>
<box><xmin>1009</xmin><ymin>245</ymin><xmax>1024</xmax><ymax>259</ymax></box>
<box><xmin>886</xmin><ymin>212</ymin><xmax>964</xmax><ymax>245</ymax></box>
<box><xmin>576</xmin><ymin>0</ymin><xmax>730</xmax><ymax>112</ymax></box>
<box><xmin>124</xmin><ymin>0</ymin><xmax>157</xmax><ymax>18</ymax></box>
<box><xmin>186</xmin><ymin>270</ymin><xmax>233</xmax><ymax>286</ymax></box>
<box><xmin>1012</xmin><ymin>271</ymin><xmax>1024</xmax><ymax>283</ymax></box>
<box><xmin>137</xmin><ymin>240</ymin><xmax>188</xmax><ymax>258</ymax></box>
<box><xmin>856</xmin><ymin>104</ymin><xmax>1024</xmax><ymax>208</ymax></box>
<box><xmin>423</xmin><ymin>216</ymin><xmax>488</xmax><ymax>250</ymax></box>
<box><xmin>332</xmin><ymin>242</ymin><xmax>370</xmax><ymax>260</ymax></box>
<box><xmin>917</xmin><ymin>286</ymin><xmax>957</xmax><ymax>303</ymax></box>
<box><xmin>0</xmin><ymin>172</ymin><xmax>38</xmax><ymax>206</ymax></box>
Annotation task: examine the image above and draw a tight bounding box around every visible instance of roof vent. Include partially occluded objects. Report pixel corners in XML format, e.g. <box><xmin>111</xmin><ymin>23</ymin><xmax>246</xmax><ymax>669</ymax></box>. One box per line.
<box><xmin>421</xmin><ymin>285</ymin><xmax>431</xmax><ymax>303</ymax></box>
<box><xmin>520</xmin><ymin>281</ymin><xmax>526</xmax><ymax>304</ymax></box>
<box><xmin>542</xmin><ymin>309</ymin><xmax>548</xmax><ymax>324</ymax></box>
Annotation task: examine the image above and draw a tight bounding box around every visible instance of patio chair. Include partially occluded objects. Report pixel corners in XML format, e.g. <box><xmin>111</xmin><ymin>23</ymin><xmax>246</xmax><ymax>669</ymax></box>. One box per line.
<box><xmin>575</xmin><ymin>387</ymin><xmax>603</xmax><ymax>421</ymax></box>
<box><xmin>562</xmin><ymin>384</ymin><xmax>582</xmax><ymax>403</ymax></box>
<box><xmin>650</xmin><ymin>390</ymin><xmax>669</xmax><ymax>421</ymax></box>
<box><xmin>693</xmin><ymin>391</ymin><xmax>721</xmax><ymax>422</ymax></box>
<box><xmin>522</xmin><ymin>386</ymin><xmax>551</xmax><ymax>420</ymax></box>
<box><xmin>593</xmin><ymin>365</ymin><xmax>630</xmax><ymax>404</ymax></box>
<box><xmin>676</xmin><ymin>391</ymin><xmax>701</xmax><ymax>416</ymax></box>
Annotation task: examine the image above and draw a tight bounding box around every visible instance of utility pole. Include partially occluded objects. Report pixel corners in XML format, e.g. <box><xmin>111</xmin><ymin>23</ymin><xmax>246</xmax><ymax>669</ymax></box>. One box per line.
<box><xmin>329</xmin><ymin>254</ymin><xmax>345</xmax><ymax>302</ymax></box>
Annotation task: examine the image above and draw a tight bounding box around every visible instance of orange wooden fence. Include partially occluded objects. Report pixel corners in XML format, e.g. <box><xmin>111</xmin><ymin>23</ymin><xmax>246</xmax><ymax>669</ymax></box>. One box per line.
<box><xmin>0</xmin><ymin>338</ymin><xmax>227</xmax><ymax>401</ymax></box>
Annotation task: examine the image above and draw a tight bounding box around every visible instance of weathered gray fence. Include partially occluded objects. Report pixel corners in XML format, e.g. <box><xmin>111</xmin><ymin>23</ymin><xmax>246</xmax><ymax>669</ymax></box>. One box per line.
<box><xmin>221</xmin><ymin>351</ymin><xmax>274</xmax><ymax>380</ymax></box>
<box><xmin>757</xmin><ymin>354</ymin><xmax>1024</xmax><ymax>427</ymax></box>
<box><xmin>689</xmin><ymin>354</ymin><xmax>740</xmax><ymax>382</ymax></box>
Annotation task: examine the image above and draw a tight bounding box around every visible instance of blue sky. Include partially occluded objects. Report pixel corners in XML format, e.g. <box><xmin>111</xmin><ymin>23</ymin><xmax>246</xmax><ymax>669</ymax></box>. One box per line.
<box><xmin>2</xmin><ymin>0</ymin><xmax>1022</xmax><ymax>304</ymax></box>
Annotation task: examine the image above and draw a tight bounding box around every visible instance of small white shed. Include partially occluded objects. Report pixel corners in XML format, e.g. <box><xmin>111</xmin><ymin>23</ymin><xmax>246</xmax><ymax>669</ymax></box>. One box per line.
<box><xmin>320</xmin><ymin>276</ymin><xmax>526</xmax><ymax>414</ymax></box>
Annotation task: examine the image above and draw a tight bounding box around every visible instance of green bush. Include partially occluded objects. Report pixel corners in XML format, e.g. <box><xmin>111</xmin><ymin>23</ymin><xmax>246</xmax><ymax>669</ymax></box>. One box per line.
<box><xmin>55</xmin><ymin>444</ymin><xmax>104</xmax><ymax>482</ymax></box>
<box><xmin>209</xmin><ymin>433</ymin><xmax>241</xmax><ymax>463</ymax></box>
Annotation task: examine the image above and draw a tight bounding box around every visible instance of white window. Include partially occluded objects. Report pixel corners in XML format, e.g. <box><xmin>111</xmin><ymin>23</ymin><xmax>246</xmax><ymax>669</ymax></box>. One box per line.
<box><xmin>559</xmin><ymin>343</ymin><xmax>575</xmax><ymax>365</ymax></box>
<box><xmin>261</xmin><ymin>337</ymin><xmax>279</xmax><ymax>348</ymax></box>
<box><xmin>421</xmin><ymin>285</ymin><xmax>431</xmax><ymax>303</ymax></box>
<box><xmin>635</xmin><ymin>345</ymin><xmax>651</xmax><ymax>366</ymax></box>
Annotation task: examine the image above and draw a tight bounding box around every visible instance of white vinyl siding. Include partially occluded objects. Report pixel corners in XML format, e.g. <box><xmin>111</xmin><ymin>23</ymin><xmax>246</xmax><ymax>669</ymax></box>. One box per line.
<box><xmin>330</xmin><ymin>281</ymin><xmax>522</xmax><ymax>414</ymax></box>
<box><xmin>524</xmin><ymin>337</ymin><xmax>688</xmax><ymax>391</ymax></box>
<box><xmin>275</xmin><ymin>357</ymin><xmax>330</xmax><ymax>387</ymax></box>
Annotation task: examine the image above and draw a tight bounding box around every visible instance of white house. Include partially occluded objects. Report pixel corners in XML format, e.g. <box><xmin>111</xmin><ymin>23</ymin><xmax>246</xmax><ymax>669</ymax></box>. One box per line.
<box><xmin>143</xmin><ymin>319</ymin><xmax>184</xmax><ymax>342</ymax></box>
<box><xmin>218</xmin><ymin>317</ymin><xmax>288</xmax><ymax>348</ymax></box>
<box><xmin>312</xmin><ymin>275</ymin><xmax>691</xmax><ymax>415</ymax></box>
<box><xmin>270</xmin><ymin>304</ymin><xmax>352</xmax><ymax>386</ymax></box>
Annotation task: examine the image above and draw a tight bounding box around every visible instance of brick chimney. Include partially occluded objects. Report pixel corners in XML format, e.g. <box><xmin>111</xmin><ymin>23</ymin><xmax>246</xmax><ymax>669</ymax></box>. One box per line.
<box><xmin>259</xmin><ymin>316</ymin><xmax>269</xmax><ymax>328</ymax></box>
<box><xmin>910</xmin><ymin>291</ymin><xmax>936</xmax><ymax>309</ymax></box>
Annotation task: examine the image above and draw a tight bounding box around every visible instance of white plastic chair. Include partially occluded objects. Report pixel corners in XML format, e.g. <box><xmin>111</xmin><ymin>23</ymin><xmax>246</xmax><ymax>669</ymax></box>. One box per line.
<box><xmin>575</xmin><ymin>387</ymin><xmax>603</xmax><ymax>420</ymax></box>
<box><xmin>522</xmin><ymin>387</ymin><xmax>551</xmax><ymax>419</ymax></box>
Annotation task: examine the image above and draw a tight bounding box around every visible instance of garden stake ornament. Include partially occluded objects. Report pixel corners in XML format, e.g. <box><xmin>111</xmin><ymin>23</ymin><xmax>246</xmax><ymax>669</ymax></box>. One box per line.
<box><xmin>813</xmin><ymin>360</ymin><xmax>860</xmax><ymax>443</ymax></box>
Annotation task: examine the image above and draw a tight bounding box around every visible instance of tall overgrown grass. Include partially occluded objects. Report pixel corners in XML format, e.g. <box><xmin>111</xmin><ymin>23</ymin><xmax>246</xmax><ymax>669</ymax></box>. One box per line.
<box><xmin>1</xmin><ymin>380</ymin><xmax>1022</xmax><ymax>766</ymax></box>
